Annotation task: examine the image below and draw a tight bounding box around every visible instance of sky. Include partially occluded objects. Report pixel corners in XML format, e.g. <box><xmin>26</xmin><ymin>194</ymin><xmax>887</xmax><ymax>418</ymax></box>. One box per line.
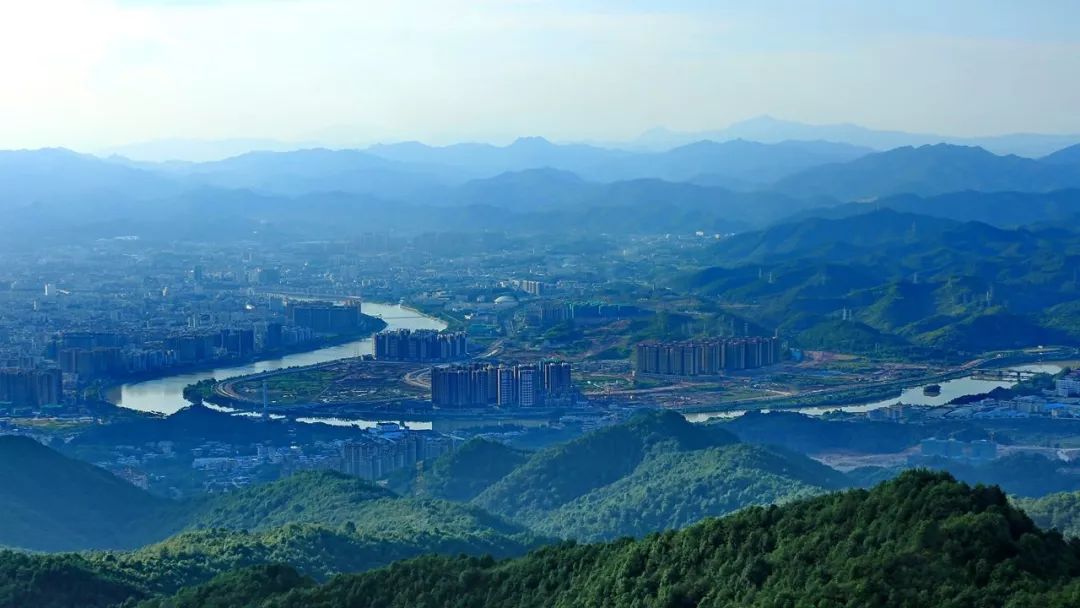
<box><xmin>2</xmin><ymin>0</ymin><xmax>1079</xmax><ymax>150</ymax></box>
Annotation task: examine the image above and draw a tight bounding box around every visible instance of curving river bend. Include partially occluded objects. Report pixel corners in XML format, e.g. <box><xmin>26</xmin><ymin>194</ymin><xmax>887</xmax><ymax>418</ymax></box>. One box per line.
<box><xmin>106</xmin><ymin>303</ymin><xmax>446</xmax><ymax>415</ymax></box>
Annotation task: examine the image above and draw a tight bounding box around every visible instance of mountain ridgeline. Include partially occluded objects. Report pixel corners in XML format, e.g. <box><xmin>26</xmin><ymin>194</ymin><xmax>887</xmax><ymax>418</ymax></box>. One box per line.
<box><xmin>23</xmin><ymin>471</ymin><xmax>1080</xmax><ymax>607</ymax></box>
<box><xmin>672</xmin><ymin>208</ymin><xmax>1080</xmax><ymax>357</ymax></box>
<box><xmin>9</xmin><ymin>413</ymin><xmax>1080</xmax><ymax>605</ymax></box>
<box><xmin>0</xmin><ymin>436</ymin><xmax>182</xmax><ymax>552</ymax></box>
<box><xmin>0</xmin><ymin>434</ymin><xmax>544</xmax><ymax>555</ymax></box>
<box><xmin>0</xmin><ymin>411</ymin><xmax>860</xmax><ymax>604</ymax></box>
<box><xmin>391</xmin><ymin>411</ymin><xmax>849</xmax><ymax>542</ymax></box>
<box><xmin>2</xmin><ymin>136</ymin><xmax>1079</xmax><ymax>246</ymax></box>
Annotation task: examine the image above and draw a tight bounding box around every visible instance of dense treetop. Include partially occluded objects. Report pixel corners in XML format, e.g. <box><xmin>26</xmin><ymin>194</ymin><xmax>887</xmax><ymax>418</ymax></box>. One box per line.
<box><xmin>141</xmin><ymin>470</ymin><xmax>1080</xmax><ymax>608</ymax></box>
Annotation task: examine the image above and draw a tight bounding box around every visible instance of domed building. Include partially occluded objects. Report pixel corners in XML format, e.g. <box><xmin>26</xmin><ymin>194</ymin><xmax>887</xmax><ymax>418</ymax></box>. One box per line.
<box><xmin>493</xmin><ymin>294</ymin><xmax>519</xmax><ymax>309</ymax></box>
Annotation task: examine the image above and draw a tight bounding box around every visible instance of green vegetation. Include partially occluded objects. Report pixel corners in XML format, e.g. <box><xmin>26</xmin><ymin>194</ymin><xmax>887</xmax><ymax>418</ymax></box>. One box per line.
<box><xmin>136</xmin><ymin>564</ymin><xmax>314</xmax><ymax>608</ymax></box>
<box><xmin>15</xmin><ymin>413</ymin><xmax>1080</xmax><ymax>606</ymax></box>
<box><xmin>256</xmin><ymin>368</ymin><xmax>341</xmax><ymax>403</ymax></box>
<box><xmin>389</xmin><ymin>438</ymin><xmax>529</xmax><ymax>502</ymax></box>
<box><xmin>1017</xmin><ymin>491</ymin><xmax>1080</xmax><ymax>538</ymax></box>
<box><xmin>182</xmin><ymin>471</ymin><xmax>395</xmax><ymax>531</ymax></box>
<box><xmin>181</xmin><ymin>379</ymin><xmax>217</xmax><ymax>403</ymax></box>
<box><xmin>0</xmin><ymin>439</ymin><xmax>546</xmax><ymax>593</ymax></box>
<box><xmin>115</xmin><ymin>471</ymin><xmax>543</xmax><ymax>592</ymax></box>
<box><xmin>473</xmin><ymin>411</ymin><xmax>737</xmax><ymax>524</ymax></box>
<box><xmin>0</xmin><ymin>436</ymin><xmax>182</xmax><ymax>551</ymax></box>
<box><xmin>720</xmin><ymin>410</ymin><xmax>936</xmax><ymax>454</ymax></box>
<box><xmin>100</xmin><ymin>502</ymin><xmax>542</xmax><ymax>596</ymax></box>
<box><xmin>467</xmin><ymin>411</ymin><xmax>852</xmax><ymax>541</ymax></box>
<box><xmin>850</xmin><ymin>453</ymin><xmax>1080</xmax><ymax>499</ymax></box>
<box><xmin>0</xmin><ymin>552</ymin><xmax>144</xmax><ymax>608</ymax></box>
<box><xmin>672</xmin><ymin>210</ymin><xmax>1080</xmax><ymax>359</ymax></box>
<box><xmin>139</xmin><ymin>471</ymin><xmax>1080</xmax><ymax>607</ymax></box>
<box><xmin>531</xmin><ymin>443</ymin><xmax>848</xmax><ymax>541</ymax></box>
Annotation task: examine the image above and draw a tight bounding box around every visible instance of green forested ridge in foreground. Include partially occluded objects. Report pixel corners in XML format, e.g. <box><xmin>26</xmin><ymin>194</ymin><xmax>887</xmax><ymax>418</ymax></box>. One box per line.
<box><xmin>0</xmin><ymin>410</ymin><xmax>866</xmax><ymax>606</ymax></box>
<box><xmin>0</xmin><ymin>436</ymin><xmax>546</xmax><ymax>598</ymax></box>
<box><xmin>0</xmin><ymin>436</ymin><xmax>537</xmax><ymax>552</ymax></box>
<box><xmin>467</xmin><ymin>410</ymin><xmax>849</xmax><ymax>540</ymax></box>
<box><xmin>472</xmin><ymin>409</ymin><xmax>740</xmax><ymax>523</ymax></box>
<box><xmin>127</xmin><ymin>471</ymin><xmax>1080</xmax><ymax>608</ymax></box>
<box><xmin>530</xmin><ymin>443</ymin><xmax>848</xmax><ymax>541</ymax></box>
<box><xmin>0</xmin><ymin>469</ymin><xmax>548</xmax><ymax>605</ymax></box>
<box><xmin>10</xmin><ymin>443</ymin><xmax>1080</xmax><ymax>605</ymax></box>
<box><xmin>387</xmin><ymin>437</ymin><xmax>530</xmax><ymax>502</ymax></box>
<box><xmin>0</xmin><ymin>435</ymin><xmax>184</xmax><ymax>552</ymax></box>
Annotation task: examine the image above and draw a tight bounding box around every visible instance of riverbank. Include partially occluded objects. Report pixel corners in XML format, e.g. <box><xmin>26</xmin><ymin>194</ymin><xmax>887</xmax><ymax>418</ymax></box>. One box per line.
<box><xmin>109</xmin><ymin>302</ymin><xmax>444</xmax><ymax>415</ymax></box>
<box><xmin>103</xmin><ymin>321</ymin><xmax>386</xmax><ymax>395</ymax></box>
<box><xmin>675</xmin><ymin>348</ymin><xmax>1077</xmax><ymax>419</ymax></box>
<box><xmin>682</xmin><ymin>358</ymin><xmax>1073</xmax><ymax>422</ymax></box>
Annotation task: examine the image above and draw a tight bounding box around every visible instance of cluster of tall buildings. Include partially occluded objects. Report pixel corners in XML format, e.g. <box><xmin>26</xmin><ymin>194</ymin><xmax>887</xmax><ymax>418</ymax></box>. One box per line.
<box><xmin>41</xmin><ymin>321</ymin><xmax>317</xmax><ymax>384</ymax></box>
<box><xmin>47</xmin><ymin>333</ymin><xmax>125</xmax><ymax>378</ymax></box>
<box><xmin>634</xmin><ymin>337</ymin><xmax>781</xmax><ymax>376</ymax></box>
<box><xmin>167</xmin><ymin>329</ymin><xmax>255</xmax><ymax>360</ymax></box>
<box><xmin>511</xmin><ymin>279</ymin><xmax>544</xmax><ymax>296</ymax></box>
<box><xmin>340</xmin><ymin>424</ymin><xmax>455</xmax><ymax>480</ymax></box>
<box><xmin>287</xmin><ymin>300</ymin><xmax>371</xmax><ymax>334</ymax></box>
<box><xmin>528</xmin><ymin>301</ymin><xmax>651</xmax><ymax>327</ymax></box>
<box><xmin>0</xmin><ymin>368</ymin><xmax>62</xmax><ymax>407</ymax></box>
<box><xmin>1056</xmin><ymin>371</ymin><xmax>1080</xmax><ymax>397</ymax></box>
<box><xmin>430</xmin><ymin>360</ymin><xmax>572</xmax><ymax>408</ymax></box>
<box><xmin>374</xmin><ymin>329</ymin><xmax>468</xmax><ymax>362</ymax></box>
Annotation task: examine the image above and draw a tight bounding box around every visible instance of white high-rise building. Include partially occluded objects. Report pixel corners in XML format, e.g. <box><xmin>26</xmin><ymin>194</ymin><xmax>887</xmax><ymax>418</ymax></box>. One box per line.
<box><xmin>517</xmin><ymin>366</ymin><xmax>537</xmax><ymax>407</ymax></box>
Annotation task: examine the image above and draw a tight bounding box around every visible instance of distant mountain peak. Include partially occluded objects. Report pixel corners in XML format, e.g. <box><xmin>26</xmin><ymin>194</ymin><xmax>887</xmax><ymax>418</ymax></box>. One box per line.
<box><xmin>1043</xmin><ymin>142</ymin><xmax>1080</xmax><ymax>164</ymax></box>
<box><xmin>635</xmin><ymin>117</ymin><xmax>1080</xmax><ymax>157</ymax></box>
<box><xmin>509</xmin><ymin>136</ymin><xmax>554</xmax><ymax>148</ymax></box>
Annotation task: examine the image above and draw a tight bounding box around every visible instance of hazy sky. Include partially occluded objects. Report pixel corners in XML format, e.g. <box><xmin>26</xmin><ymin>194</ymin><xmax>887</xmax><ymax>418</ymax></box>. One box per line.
<box><xmin>3</xmin><ymin>0</ymin><xmax>1079</xmax><ymax>149</ymax></box>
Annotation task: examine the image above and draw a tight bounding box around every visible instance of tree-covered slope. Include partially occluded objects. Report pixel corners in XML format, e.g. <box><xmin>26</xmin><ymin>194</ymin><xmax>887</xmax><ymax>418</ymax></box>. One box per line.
<box><xmin>0</xmin><ymin>436</ymin><xmax>182</xmax><ymax>551</ymax></box>
<box><xmin>389</xmin><ymin>438</ymin><xmax>529</xmax><ymax>502</ymax></box>
<box><xmin>1016</xmin><ymin>491</ymin><xmax>1080</xmax><ymax>537</ymax></box>
<box><xmin>531</xmin><ymin>443</ymin><xmax>850</xmax><ymax>541</ymax></box>
<box><xmin>183</xmin><ymin>470</ymin><xmax>395</xmax><ymax>531</ymax></box>
<box><xmin>0</xmin><ymin>438</ymin><xmax>548</xmax><ymax>599</ymax></box>
<box><xmin>672</xmin><ymin>209</ymin><xmax>1080</xmax><ymax>358</ymax></box>
<box><xmin>472</xmin><ymin>410</ymin><xmax>738</xmax><ymax>523</ymax></box>
<box><xmin>103</xmin><ymin>505</ymin><xmax>544</xmax><ymax>596</ymax></box>
<box><xmin>0</xmin><ymin>472</ymin><xmax>548</xmax><ymax>603</ymax></box>
<box><xmin>467</xmin><ymin>411</ymin><xmax>855</xmax><ymax>542</ymax></box>
<box><xmin>136</xmin><ymin>564</ymin><xmax>313</xmax><ymax>608</ymax></box>
<box><xmin>153</xmin><ymin>470</ymin><xmax>1080</xmax><ymax>608</ymax></box>
<box><xmin>104</xmin><ymin>470</ymin><xmax>547</xmax><ymax>593</ymax></box>
<box><xmin>0</xmin><ymin>552</ymin><xmax>145</xmax><ymax>608</ymax></box>
<box><xmin>774</xmin><ymin>143</ymin><xmax>1080</xmax><ymax>200</ymax></box>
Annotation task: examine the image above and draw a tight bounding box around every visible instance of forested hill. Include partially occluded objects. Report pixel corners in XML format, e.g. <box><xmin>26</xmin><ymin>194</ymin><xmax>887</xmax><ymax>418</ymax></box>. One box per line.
<box><xmin>457</xmin><ymin>410</ymin><xmax>849</xmax><ymax>541</ymax></box>
<box><xmin>387</xmin><ymin>437</ymin><xmax>530</xmax><ymax>501</ymax></box>
<box><xmin>135</xmin><ymin>471</ymin><xmax>1080</xmax><ymax>608</ymax></box>
<box><xmin>472</xmin><ymin>409</ymin><xmax>739</xmax><ymax>523</ymax></box>
<box><xmin>1016</xmin><ymin>491</ymin><xmax>1080</xmax><ymax>538</ymax></box>
<box><xmin>671</xmin><ymin>209</ymin><xmax>1080</xmax><ymax>358</ymax></box>
<box><xmin>0</xmin><ymin>436</ymin><xmax>182</xmax><ymax>551</ymax></box>
<box><xmin>0</xmin><ymin>466</ymin><xmax>548</xmax><ymax>604</ymax></box>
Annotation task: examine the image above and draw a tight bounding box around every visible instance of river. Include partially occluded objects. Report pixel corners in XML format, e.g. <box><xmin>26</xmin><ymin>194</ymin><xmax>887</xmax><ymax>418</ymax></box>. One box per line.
<box><xmin>107</xmin><ymin>302</ymin><xmax>447</xmax><ymax>415</ymax></box>
<box><xmin>113</xmin><ymin>310</ymin><xmax>1068</xmax><ymax>426</ymax></box>
<box><xmin>682</xmin><ymin>363</ymin><xmax>1065</xmax><ymax>422</ymax></box>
